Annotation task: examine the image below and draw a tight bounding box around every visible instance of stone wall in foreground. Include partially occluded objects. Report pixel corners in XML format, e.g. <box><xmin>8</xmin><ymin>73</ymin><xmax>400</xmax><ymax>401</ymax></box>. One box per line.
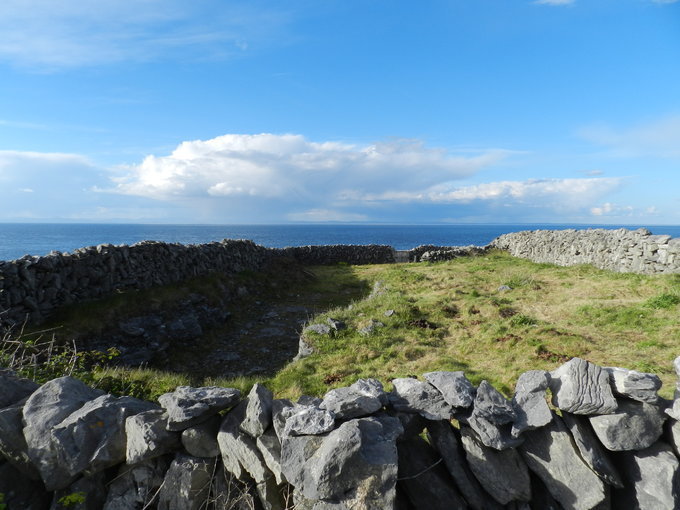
<box><xmin>2</xmin><ymin>356</ymin><xmax>680</xmax><ymax>509</ymax></box>
<box><xmin>491</xmin><ymin>228</ymin><xmax>680</xmax><ymax>274</ymax></box>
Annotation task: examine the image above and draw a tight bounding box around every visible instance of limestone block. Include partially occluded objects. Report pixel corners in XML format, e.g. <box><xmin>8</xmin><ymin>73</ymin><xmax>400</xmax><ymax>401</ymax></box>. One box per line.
<box><xmin>549</xmin><ymin>357</ymin><xmax>618</xmax><ymax>415</ymax></box>
<box><xmin>158</xmin><ymin>385</ymin><xmax>240</xmax><ymax>431</ymax></box>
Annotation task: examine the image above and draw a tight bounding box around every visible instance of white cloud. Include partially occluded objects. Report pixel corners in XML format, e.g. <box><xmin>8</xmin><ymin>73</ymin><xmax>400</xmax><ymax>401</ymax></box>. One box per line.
<box><xmin>579</xmin><ymin>115</ymin><xmax>680</xmax><ymax>158</ymax></box>
<box><xmin>590</xmin><ymin>202</ymin><xmax>638</xmax><ymax>217</ymax></box>
<box><xmin>0</xmin><ymin>0</ymin><xmax>287</xmax><ymax>69</ymax></box>
<box><xmin>114</xmin><ymin>133</ymin><xmax>507</xmax><ymax>201</ymax></box>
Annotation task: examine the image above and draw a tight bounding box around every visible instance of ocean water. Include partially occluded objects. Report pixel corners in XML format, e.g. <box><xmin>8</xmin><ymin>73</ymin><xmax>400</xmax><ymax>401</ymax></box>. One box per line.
<box><xmin>1</xmin><ymin>223</ymin><xmax>679</xmax><ymax>262</ymax></box>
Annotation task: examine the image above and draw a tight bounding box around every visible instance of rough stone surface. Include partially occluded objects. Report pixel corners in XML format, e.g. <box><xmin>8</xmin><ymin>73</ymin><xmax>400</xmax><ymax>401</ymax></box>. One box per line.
<box><xmin>605</xmin><ymin>366</ymin><xmax>661</xmax><ymax>403</ymax></box>
<box><xmin>460</xmin><ymin>425</ymin><xmax>531</xmax><ymax>505</ymax></box>
<box><xmin>389</xmin><ymin>378</ymin><xmax>454</xmax><ymax>421</ymax></box>
<box><xmin>519</xmin><ymin>413</ymin><xmax>607</xmax><ymax>510</ymax></box>
<box><xmin>423</xmin><ymin>370</ymin><xmax>476</xmax><ymax>409</ymax></box>
<box><xmin>22</xmin><ymin>376</ymin><xmax>105</xmax><ymax>490</ymax></box>
<box><xmin>283</xmin><ymin>404</ymin><xmax>335</xmax><ymax>437</ymax></box>
<box><xmin>126</xmin><ymin>409</ymin><xmax>180</xmax><ymax>464</ymax></box>
<box><xmin>257</xmin><ymin>428</ymin><xmax>286</xmax><ymax>485</ymax></box>
<box><xmin>589</xmin><ymin>399</ymin><xmax>666</xmax><ymax>451</ymax></box>
<box><xmin>158</xmin><ymin>385</ymin><xmax>240</xmax><ymax>431</ymax></box>
<box><xmin>398</xmin><ymin>435</ymin><xmax>468</xmax><ymax>510</ymax></box>
<box><xmin>157</xmin><ymin>453</ymin><xmax>216</xmax><ymax>510</ymax></box>
<box><xmin>561</xmin><ymin>412</ymin><xmax>624</xmax><ymax>488</ymax></box>
<box><xmin>468</xmin><ymin>380</ymin><xmax>522</xmax><ymax>450</ymax></box>
<box><xmin>280</xmin><ymin>434</ymin><xmax>325</xmax><ymax>490</ymax></box>
<box><xmin>240</xmin><ymin>383</ymin><xmax>273</xmax><ymax>438</ymax></box>
<box><xmin>0</xmin><ymin>399</ymin><xmax>41</xmax><ymax>479</ymax></box>
<box><xmin>426</xmin><ymin>420</ymin><xmax>501</xmax><ymax>510</ymax></box>
<box><xmin>614</xmin><ymin>442</ymin><xmax>679</xmax><ymax>510</ymax></box>
<box><xmin>358</xmin><ymin>319</ymin><xmax>385</xmax><ymax>336</ymax></box>
<box><xmin>181</xmin><ymin>414</ymin><xmax>221</xmax><ymax>458</ymax></box>
<box><xmin>271</xmin><ymin>398</ymin><xmax>294</xmax><ymax>441</ymax></box>
<box><xmin>511</xmin><ymin>370</ymin><xmax>552</xmax><ymax>438</ymax></box>
<box><xmin>104</xmin><ymin>457</ymin><xmax>170</xmax><ymax>510</ymax></box>
<box><xmin>0</xmin><ymin>461</ymin><xmax>50</xmax><ymax>510</ymax></box>
<box><xmin>51</xmin><ymin>393</ymin><xmax>155</xmax><ymax>479</ymax></box>
<box><xmin>52</xmin><ymin>472</ymin><xmax>108</xmax><ymax>510</ymax></box>
<box><xmin>320</xmin><ymin>381</ymin><xmax>384</xmax><ymax>420</ymax></box>
<box><xmin>0</xmin><ymin>369</ymin><xmax>39</xmax><ymax>407</ymax></box>
<box><xmin>304</xmin><ymin>323</ymin><xmax>331</xmax><ymax>335</ymax></box>
<box><xmin>549</xmin><ymin>357</ymin><xmax>618</xmax><ymax>415</ymax></box>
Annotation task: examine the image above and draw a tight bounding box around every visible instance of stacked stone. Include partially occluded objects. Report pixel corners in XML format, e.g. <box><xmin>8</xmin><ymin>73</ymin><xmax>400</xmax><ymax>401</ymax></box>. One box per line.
<box><xmin>408</xmin><ymin>245</ymin><xmax>488</xmax><ymax>262</ymax></box>
<box><xmin>2</xmin><ymin>357</ymin><xmax>680</xmax><ymax>509</ymax></box>
<box><xmin>278</xmin><ymin>244</ymin><xmax>396</xmax><ymax>265</ymax></box>
<box><xmin>491</xmin><ymin>228</ymin><xmax>680</xmax><ymax>274</ymax></box>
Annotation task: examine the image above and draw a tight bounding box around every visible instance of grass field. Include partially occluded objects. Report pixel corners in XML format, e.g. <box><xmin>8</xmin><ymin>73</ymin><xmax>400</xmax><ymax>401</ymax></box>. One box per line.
<box><xmin>3</xmin><ymin>251</ymin><xmax>679</xmax><ymax>401</ymax></box>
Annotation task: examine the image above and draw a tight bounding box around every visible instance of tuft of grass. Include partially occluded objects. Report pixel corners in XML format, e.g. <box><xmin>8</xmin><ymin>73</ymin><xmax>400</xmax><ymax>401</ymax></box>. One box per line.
<box><xmin>645</xmin><ymin>293</ymin><xmax>680</xmax><ymax>310</ymax></box>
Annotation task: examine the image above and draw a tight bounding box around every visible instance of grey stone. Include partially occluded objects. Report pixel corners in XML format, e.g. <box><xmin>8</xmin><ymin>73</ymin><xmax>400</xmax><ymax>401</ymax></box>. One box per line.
<box><xmin>217</xmin><ymin>400</ymin><xmax>271</xmax><ymax>483</ymax></box>
<box><xmin>589</xmin><ymin>399</ymin><xmax>666</xmax><ymax>451</ymax></box>
<box><xmin>468</xmin><ymin>380</ymin><xmax>522</xmax><ymax>450</ymax></box>
<box><xmin>384</xmin><ymin>309</ymin><xmax>395</xmax><ymax>317</ymax></box>
<box><xmin>666</xmin><ymin>398</ymin><xmax>680</xmax><ymax>421</ymax></box>
<box><xmin>256</xmin><ymin>475</ymin><xmax>286</xmax><ymax>510</ymax></box>
<box><xmin>280</xmin><ymin>433</ymin><xmax>325</xmax><ymax>489</ymax></box>
<box><xmin>104</xmin><ymin>457</ymin><xmax>170</xmax><ymax>510</ymax></box>
<box><xmin>0</xmin><ymin>461</ymin><xmax>50</xmax><ymax>510</ymax></box>
<box><xmin>240</xmin><ymin>383</ymin><xmax>273</xmax><ymax>438</ymax></box>
<box><xmin>294</xmin><ymin>334</ymin><xmax>314</xmax><ymax>361</ymax></box>
<box><xmin>283</xmin><ymin>404</ymin><xmax>335</xmax><ymax>437</ymax></box>
<box><xmin>158</xmin><ymin>385</ymin><xmax>240</xmax><ymax>431</ymax></box>
<box><xmin>511</xmin><ymin>370</ymin><xmax>552</xmax><ymax>438</ymax></box>
<box><xmin>605</xmin><ymin>366</ymin><xmax>661</xmax><ymax>403</ymax></box>
<box><xmin>614</xmin><ymin>442</ymin><xmax>679</xmax><ymax>510</ymax></box>
<box><xmin>423</xmin><ymin>370</ymin><xmax>476</xmax><ymax>409</ymax></box>
<box><xmin>126</xmin><ymin>409</ymin><xmax>180</xmax><ymax>464</ymax></box>
<box><xmin>297</xmin><ymin>395</ymin><xmax>323</xmax><ymax>406</ymax></box>
<box><xmin>359</xmin><ymin>319</ymin><xmax>384</xmax><ymax>336</ymax></box>
<box><xmin>51</xmin><ymin>393</ymin><xmax>155</xmax><ymax>478</ymax></box>
<box><xmin>320</xmin><ymin>383</ymin><xmax>383</xmax><ymax>420</ymax></box>
<box><xmin>561</xmin><ymin>412</ymin><xmax>624</xmax><ymax>488</ymax></box>
<box><xmin>460</xmin><ymin>425</ymin><xmax>531</xmax><ymax>505</ymax></box>
<box><xmin>257</xmin><ymin>428</ymin><xmax>286</xmax><ymax>485</ymax></box>
<box><xmin>352</xmin><ymin>378</ymin><xmax>389</xmax><ymax>405</ymax></box>
<box><xmin>389</xmin><ymin>378</ymin><xmax>454</xmax><ymax>421</ymax></box>
<box><xmin>305</xmin><ymin>323</ymin><xmax>332</xmax><ymax>335</ymax></box>
<box><xmin>519</xmin><ymin>413</ymin><xmax>607</xmax><ymax>510</ymax></box>
<box><xmin>666</xmin><ymin>418</ymin><xmax>680</xmax><ymax>457</ymax></box>
<box><xmin>398</xmin><ymin>435</ymin><xmax>468</xmax><ymax>510</ymax></box>
<box><xmin>22</xmin><ymin>376</ymin><xmax>105</xmax><ymax>490</ymax></box>
<box><xmin>497</xmin><ymin>285</ymin><xmax>512</xmax><ymax>291</ymax></box>
<box><xmin>271</xmin><ymin>398</ymin><xmax>294</xmax><ymax>441</ymax></box>
<box><xmin>0</xmin><ymin>399</ymin><xmax>41</xmax><ymax>479</ymax></box>
<box><xmin>182</xmin><ymin>414</ymin><xmax>221</xmax><ymax>458</ymax></box>
<box><xmin>427</xmin><ymin>420</ymin><xmax>501</xmax><ymax>510</ymax></box>
<box><xmin>157</xmin><ymin>453</ymin><xmax>216</xmax><ymax>510</ymax></box>
<box><xmin>549</xmin><ymin>357</ymin><xmax>618</xmax><ymax>415</ymax></box>
<box><xmin>326</xmin><ymin>317</ymin><xmax>346</xmax><ymax>331</ymax></box>
<box><xmin>0</xmin><ymin>369</ymin><xmax>39</xmax><ymax>407</ymax></box>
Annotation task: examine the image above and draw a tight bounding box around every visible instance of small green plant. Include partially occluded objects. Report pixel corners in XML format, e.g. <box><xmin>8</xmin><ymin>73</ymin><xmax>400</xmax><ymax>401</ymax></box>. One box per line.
<box><xmin>0</xmin><ymin>492</ymin><xmax>7</xmax><ymax>510</ymax></box>
<box><xmin>57</xmin><ymin>491</ymin><xmax>87</xmax><ymax>508</ymax></box>
<box><xmin>511</xmin><ymin>314</ymin><xmax>538</xmax><ymax>326</ymax></box>
<box><xmin>645</xmin><ymin>293</ymin><xmax>680</xmax><ymax>310</ymax></box>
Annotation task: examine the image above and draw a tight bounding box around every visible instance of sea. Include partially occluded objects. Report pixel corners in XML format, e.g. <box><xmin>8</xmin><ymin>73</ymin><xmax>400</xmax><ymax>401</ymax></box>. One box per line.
<box><xmin>1</xmin><ymin>223</ymin><xmax>679</xmax><ymax>262</ymax></box>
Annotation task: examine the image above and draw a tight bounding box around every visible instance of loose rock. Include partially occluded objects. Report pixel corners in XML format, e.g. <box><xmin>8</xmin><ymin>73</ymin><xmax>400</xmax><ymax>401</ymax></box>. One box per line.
<box><xmin>511</xmin><ymin>370</ymin><xmax>552</xmax><ymax>438</ymax></box>
<box><xmin>389</xmin><ymin>378</ymin><xmax>454</xmax><ymax>421</ymax></box>
<box><xmin>158</xmin><ymin>385</ymin><xmax>240</xmax><ymax>431</ymax></box>
<box><xmin>181</xmin><ymin>415</ymin><xmax>221</xmax><ymax>458</ymax></box>
<box><xmin>589</xmin><ymin>399</ymin><xmax>666</xmax><ymax>451</ymax></box>
<box><xmin>423</xmin><ymin>371</ymin><xmax>476</xmax><ymax>409</ymax></box>
<box><xmin>240</xmin><ymin>383</ymin><xmax>274</xmax><ymax>438</ymax></box>
<box><xmin>126</xmin><ymin>409</ymin><xmax>180</xmax><ymax>464</ymax></box>
<box><xmin>605</xmin><ymin>366</ymin><xmax>661</xmax><ymax>403</ymax></box>
<box><xmin>549</xmin><ymin>357</ymin><xmax>618</xmax><ymax>415</ymax></box>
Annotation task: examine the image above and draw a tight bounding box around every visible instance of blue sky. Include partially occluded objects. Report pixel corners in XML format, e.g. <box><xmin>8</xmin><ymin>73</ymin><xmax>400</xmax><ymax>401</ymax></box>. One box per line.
<box><xmin>1</xmin><ymin>0</ymin><xmax>679</xmax><ymax>225</ymax></box>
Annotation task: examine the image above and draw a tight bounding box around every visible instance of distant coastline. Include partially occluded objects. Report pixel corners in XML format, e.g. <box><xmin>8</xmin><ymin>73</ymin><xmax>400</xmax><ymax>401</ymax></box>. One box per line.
<box><xmin>1</xmin><ymin>222</ymin><xmax>679</xmax><ymax>262</ymax></box>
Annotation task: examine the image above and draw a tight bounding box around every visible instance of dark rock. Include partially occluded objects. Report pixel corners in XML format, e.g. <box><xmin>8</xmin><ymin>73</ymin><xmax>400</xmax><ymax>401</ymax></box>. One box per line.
<box><xmin>280</xmin><ymin>434</ymin><xmax>325</xmax><ymax>489</ymax></box>
<box><xmin>51</xmin><ymin>472</ymin><xmax>107</xmax><ymax>510</ymax></box>
<box><xmin>423</xmin><ymin>371</ymin><xmax>476</xmax><ymax>409</ymax></box>
<box><xmin>468</xmin><ymin>380</ymin><xmax>522</xmax><ymax>450</ymax></box>
<box><xmin>427</xmin><ymin>420</ymin><xmax>501</xmax><ymax>510</ymax></box>
<box><xmin>589</xmin><ymin>399</ymin><xmax>666</xmax><ymax>451</ymax></box>
<box><xmin>605</xmin><ymin>366</ymin><xmax>661</xmax><ymax>403</ymax></box>
<box><xmin>0</xmin><ymin>461</ymin><xmax>50</xmax><ymax>510</ymax></box>
<box><xmin>389</xmin><ymin>378</ymin><xmax>454</xmax><ymax>421</ymax></box>
<box><xmin>158</xmin><ymin>385</ymin><xmax>240</xmax><ymax>431</ymax></box>
<box><xmin>549</xmin><ymin>358</ymin><xmax>617</xmax><ymax>415</ymax></box>
<box><xmin>519</xmin><ymin>413</ymin><xmax>606</xmax><ymax>510</ymax></box>
<box><xmin>326</xmin><ymin>317</ymin><xmax>346</xmax><ymax>331</ymax></box>
<box><xmin>359</xmin><ymin>319</ymin><xmax>385</xmax><ymax>336</ymax></box>
<box><xmin>126</xmin><ymin>409</ymin><xmax>180</xmax><ymax>464</ymax></box>
<box><xmin>157</xmin><ymin>453</ymin><xmax>216</xmax><ymax>510</ymax></box>
<box><xmin>104</xmin><ymin>457</ymin><xmax>170</xmax><ymax>510</ymax></box>
<box><xmin>561</xmin><ymin>412</ymin><xmax>623</xmax><ymax>488</ymax></box>
<box><xmin>511</xmin><ymin>370</ymin><xmax>552</xmax><ymax>438</ymax></box>
<box><xmin>240</xmin><ymin>383</ymin><xmax>273</xmax><ymax>438</ymax></box>
<box><xmin>182</xmin><ymin>414</ymin><xmax>221</xmax><ymax>458</ymax></box>
<box><xmin>397</xmin><ymin>435</ymin><xmax>468</xmax><ymax>510</ymax></box>
<box><xmin>0</xmin><ymin>369</ymin><xmax>39</xmax><ymax>407</ymax></box>
<box><xmin>460</xmin><ymin>425</ymin><xmax>531</xmax><ymax>505</ymax></box>
<box><xmin>0</xmin><ymin>399</ymin><xmax>41</xmax><ymax>479</ymax></box>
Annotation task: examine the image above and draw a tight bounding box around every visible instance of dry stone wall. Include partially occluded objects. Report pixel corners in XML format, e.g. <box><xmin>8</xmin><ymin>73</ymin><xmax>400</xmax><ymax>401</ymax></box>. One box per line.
<box><xmin>2</xmin><ymin>356</ymin><xmax>680</xmax><ymax>509</ymax></box>
<box><xmin>491</xmin><ymin>228</ymin><xmax>680</xmax><ymax>274</ymax></box>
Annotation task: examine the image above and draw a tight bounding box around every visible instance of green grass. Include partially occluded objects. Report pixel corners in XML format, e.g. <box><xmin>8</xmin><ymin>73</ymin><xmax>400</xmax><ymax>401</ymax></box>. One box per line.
<box><xmin>4</xmin><ymin>251</ymin><xmax>679</xmax><ymax>401</ymax></box>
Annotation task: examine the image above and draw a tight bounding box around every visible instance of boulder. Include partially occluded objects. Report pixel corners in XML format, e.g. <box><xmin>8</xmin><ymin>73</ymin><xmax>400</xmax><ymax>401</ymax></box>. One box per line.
<box><xmin>283</xmin><ymin>404</ymin><xmax>335</xmax><ymax>437</ymax></box>
<box><xmin>549</xmin><ymin>358</ymin><xmax>617</xmax><ymax>415</ymax></box>
<box><xmin>51</xmin><ymin>393</ymin><xmax>155</xmax><ymax>479</ymax></box>
<box><xmin>519</xmin><ymin>413</ymin><xmax>607</xmax><ymax>510</ymax></box>
<box><xmin>589</xmin><ymin>399</ymin><xmax>666</xmax><ymax>451</ymax></box>
<box><xmin>460</xmin><ymin>425</ymin><xmax>531</xmax><ymax>505</ymax></box>
<box><xmin>427</xmin><ymin>420</ymin><xmax>501</xmax><ymax>510</ymax></box>
<box><xmin>0</xmin><ymin>399</ymin><xmax>41</xmax><ymax>479</ymax></box>
<box><xmin>304</xmin><ymin>323</ymin><xmax>332</xmax><ymax>335</ymax></box>
<box><xmin>158</xmin><ymin>385</ymin><xmax>240</xmax><ymax>432</ymax></box>
<box><xmin>511</xmin><ymin>370</ymin><xmax>552</xmax><ymax>438</ymax></box>
<box><xmin>468</xmin><ymin>380</ymin><xmax>522</xmax><ymax>450</ymax></box>
<box><xmin>613</xmin><ymin>442</ymin><xmax>679</xmax><ymax>510</ymax></box>
<box><xmin>157</xmin><ymin>454</ymin><xmax>216</xmax><ymax>510</ymax></box>
<box><xmin>389</xmin><ymin>378</ymin><xmax>454</xmax><ymax>421</ymax></box>
<box><xmin>0</xmin><ymin>369</ymin><xmax>39</xmax><ymax>407</ymax></box>
<box><xmin>239</xmin><ymin>383</ymin><xmax>273</xmax><ymax>438</ymax></box>
<box><xmin>0</xmin><ymin>461</ymin><xmax>50</xmax><ymax>510</ymax></box>
<box><xmin>398</xmin><ymin>435</ymin><xmax>468</xmax><ymax>510</ymax></box>
<box><xmin>423</xmin><ymin>371</ymin><xmax>476</xmax><ymax>409</ymax></box>
<box><xmin>22</xmin><ymin>376</ymin><xmax>105</xmax><ymax>490</ymax></box>
<box><xmin>103</xmin><ymin>457</ymin><xmax>170</xmax><ymax>510</ymax></box>
<box><xmin>256</xmin><ymin>428</ymin><xmax>286</xmax><ymax>485</ymax></box>
<box><xmin>182</xmin><ymin>414</ymin><xmax>221</xmax><ymax>458</ymax></box>
<box><xmin>561</xmin><ymin>412</ymin><xmax>623</xmax><ymax>488</ymax></box>
<box><xmin>605</xmin><ymin>367</ymin><xmax>661</xmax><ymax>403</ymax></box>
<box><xmin>126</xmin><ymin>409</ymin><xmax>180</xmax><ymax>464</ymax></box>
<box><xmin>320</xmin><ymin>380</ymin><xmax>384</xmax><ymax>420</ymax></box>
